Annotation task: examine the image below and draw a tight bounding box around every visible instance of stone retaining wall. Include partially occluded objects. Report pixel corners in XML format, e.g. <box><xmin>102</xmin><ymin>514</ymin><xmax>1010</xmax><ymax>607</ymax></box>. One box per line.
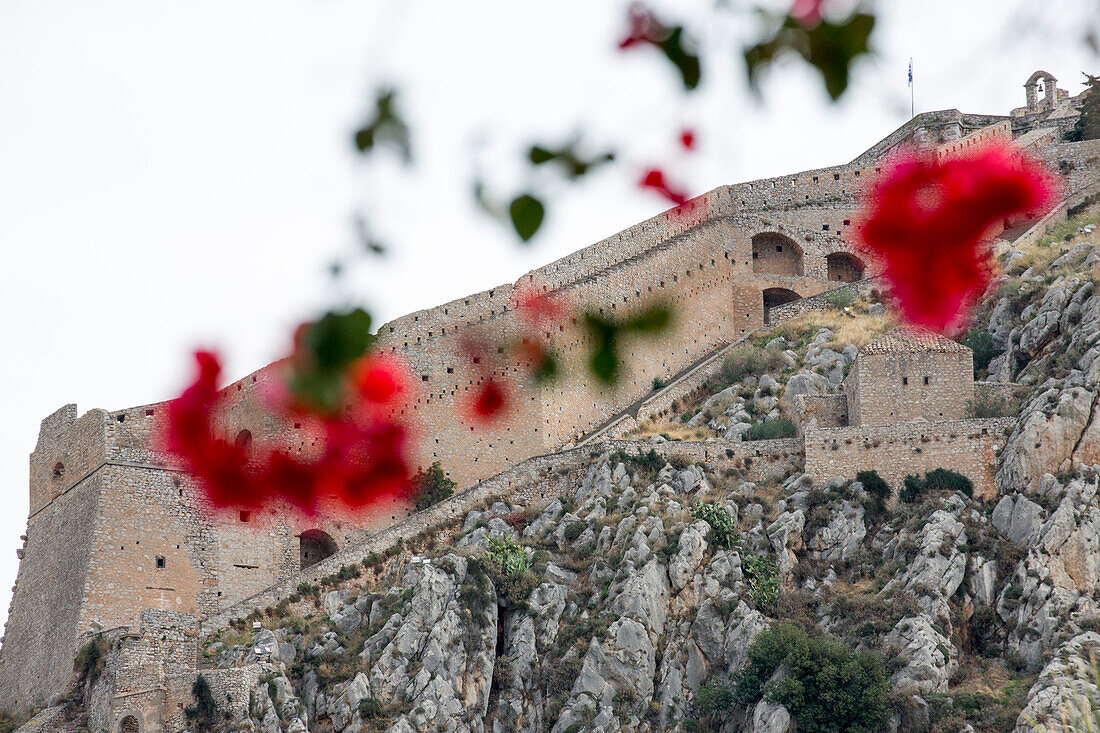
<box><xmin>805</xmin><ymin>417</ymin><xmax>1016</xmax><ymax>501</ymax></box>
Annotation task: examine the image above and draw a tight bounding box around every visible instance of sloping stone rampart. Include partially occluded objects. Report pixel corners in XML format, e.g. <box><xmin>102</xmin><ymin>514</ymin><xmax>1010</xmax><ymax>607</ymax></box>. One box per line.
<box><xmin>200</xmin><ymin>436</ymin><xmax>800</xmax><ymax>634</ymax></box>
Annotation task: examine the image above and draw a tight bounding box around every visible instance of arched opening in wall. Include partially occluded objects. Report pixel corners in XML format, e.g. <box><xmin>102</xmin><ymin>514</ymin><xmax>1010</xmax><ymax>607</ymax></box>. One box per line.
<box><xmin>299</xmin><ymin>529</ymin><xmax>338</xmax><ymax>570</ymax></box>
<box><xmin>762</xmin><ymin>288</ymin><xmax>801</xmax><ymax>324</ymax></box>
<box><xmin>118</xmin><ymin>715</ymin><xmax>140</xmax><ymax>733</ymax></box>
<box><xmin>235</xmin><ymin>429</ymin><xmax>252</xmax><ymax>449</ymax></box>
<box><xmin>751</xmin><ymin>233</ymin><xmax>803</xmax><ymax>276</ymax></box>
<box><xmin>826</xmin><ymin>253</ymin><xmax>865</xmax><ymax>283</ymax></box>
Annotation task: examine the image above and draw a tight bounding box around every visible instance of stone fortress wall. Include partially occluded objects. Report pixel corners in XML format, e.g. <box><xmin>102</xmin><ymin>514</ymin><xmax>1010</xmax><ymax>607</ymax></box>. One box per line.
<box><xmin>0</xmin><ymin>72</ymin><xmax>1093</xmax><ymax>719</ymax></box>
<box><xmin>804</xmin><ymin>418</ymin><xmax>1016</xmax><ymax>501</ymax></box>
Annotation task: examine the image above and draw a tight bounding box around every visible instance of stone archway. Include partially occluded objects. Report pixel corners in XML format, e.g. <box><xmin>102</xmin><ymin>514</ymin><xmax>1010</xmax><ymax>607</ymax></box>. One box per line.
<box><xmin>752</xmin><ymin>232</ymin><xmax>804</xmax><ymax>276</ymax></box>
<box><xmin>118</xmin><ymin>715</ymin><xmax>140</xmax><ymax>733</ymax></box>
<box><xmin>762</xmin><ymin>287</ymin><xmax>801</xmax><ymax>324</ymax></box>
<box><xmin>1024</xmin><ymin>70</ymin><xmax>1057</xmax><ymax>111</ymax></box>
<box><xmin>826</xmin><ymin>252</ymin><xmax>865</xmax><ymax>283</ymax></box>
<box><xmin>299</xmin><ymin>529</ymin><xmax>338</xmax><ymax>570</ymax></box>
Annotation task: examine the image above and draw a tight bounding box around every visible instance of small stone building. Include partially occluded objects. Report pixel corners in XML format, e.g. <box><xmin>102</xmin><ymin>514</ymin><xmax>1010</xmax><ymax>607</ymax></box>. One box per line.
<box><xmin>801</xmin><ymin>329</ymin><xmax>1012</xmax><ymax>500</ymax></box>
<box><xmin>845</xmin><ymin>329</ymin><xmax>974</xmax><ymax>426</ymax></box>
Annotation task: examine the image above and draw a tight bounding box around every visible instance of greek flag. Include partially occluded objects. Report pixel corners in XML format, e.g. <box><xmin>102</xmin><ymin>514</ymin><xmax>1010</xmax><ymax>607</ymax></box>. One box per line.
<box><xmin>908</xmin><ymin>59</ymin><xmax>913</xmax><ymax>87</ymax></box>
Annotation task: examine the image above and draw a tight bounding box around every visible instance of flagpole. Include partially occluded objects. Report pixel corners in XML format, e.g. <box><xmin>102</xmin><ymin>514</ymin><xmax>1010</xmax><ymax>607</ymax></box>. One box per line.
<box><xmin>909</xmin><ymin>58</ymin><xmax>915</xmax><ymax>119</ymax></box>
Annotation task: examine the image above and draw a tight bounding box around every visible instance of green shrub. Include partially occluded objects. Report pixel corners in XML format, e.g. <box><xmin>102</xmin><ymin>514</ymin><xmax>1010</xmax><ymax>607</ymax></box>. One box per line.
<box><xmin>958</xmin><ymin>329</ymin><xmax>1000</xmax><ymax>377</ymax></box>
<box><xmin>485</xmin><ymin>537</ymin><xmax>537</xmax><ymax>607</ymax></box>
<box><xmin>76</xmin><ymin>637</ymin><xmax>109</xmax><ymax>687</ymax></box>
<box><xmin>613</xmin><ymin>448</ymin><xmax>663</xmax><ymax>475</ymax></box>
<box><xmin>694</xmin><ymin>677</ymin><xmax>736</xmax><ymax>725</ymax></box>
<box><xmin>967</xmin><ymin>390</ymin><xmax>1018</xmax><ymax>418</ymax></box>
<box><xmin>652</xmin><ymin>377</ymin><xmax>667</xmax><ymax>391</ymax></box>
<box><xmin>692</xmin><ymin>504</ymin><xmax>740</xmax><ymax>551</ymax></box>
<box><xmin>563</xmin><ymin>521</ymin><xmax>586</xmax><ymax>543</ymax></box>
<box><xmin>359</xmin><ymin>697</ymin><xmax>383</xmax><ymax>719</ymax></box>
<box><xmin>901</xmin><ymin>469</ymin><xmax>973</xmax><ymax>501</ymax></box>
<box><xmin>923</xmin><ymin>468</ymin><xmax>972</xmax><ymax>497</ymax></box>
<box><xmin>733</xmin><ymin>623</ymin><xmax>889</xmax><ymax>733</ymax></box>
<box><xmin>856</xmin><ymin>470</ymin><xmax>889</xmax><ymax>502</ymax></box>
<box><xmin>824</xmin><ymin>288</ymin><xmax>856</xmax><ymax>309</ymax></box>
<box><xmin>185</xmin><ymin>675</ymin><xmax>220</xmax><ymax>730</ymax></box>
<box><xmin>742</xmin><ymin>554</ymin><xmax>780</xmax><ymax>613</ymax></box>
<box><xmin>746</xmin><ymin>418</ymin><xmax>796</xmax><ymax>441</ymax></box>
<box><xmin>900</xmin><ymin>474</ymin><xmax>925</xmax><ymax>503</ymax></box>
<box><xmin>412</xmin><ymin>461</ymin><xmax>456</xmax><ymax>511</ymax></box>
<box><xmin>719</xmin><ymin>344</ymin><xmax>788</xmax><ymax>386</ymax></box>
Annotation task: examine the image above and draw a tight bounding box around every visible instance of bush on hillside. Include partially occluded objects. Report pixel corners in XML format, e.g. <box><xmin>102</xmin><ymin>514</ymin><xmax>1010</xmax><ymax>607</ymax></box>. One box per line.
<box><xmin>485</xmin><ymin>536</ymin><xmax>537</xmax><ymax>607</ymax></box>
<box><xmin>412</xmin><ymin>461</ymin><xmax>456</xmax><ymax>511</ymax></box>
<box><xmin>185</xmin><ymin>675</ymin><xmax>220</xmax><ymax>730</ymax></box>
<box><xmin>824</xmin><ymin>288</ymin><xmax>856</xmax><ymax>309</ymax></box>
<box><xmin>900</xmin><ymin>468</ymin><xmax>972</xmax><ymax>502</ymax></box>
<box><xmin>733</xmin><ymin>623</ymin><xmax>889</xmax><ymax>733</ymax></box>
<box><xmin>967</xmin><ymin>390</ymin><xmax>1018</xmax><ymax>418</ymax></box>
<box><xmin>746</xmin><ymin>418</ymin><xmax>796</xmax><ymax>441</ymax></box>
<box><xmin>692</xmin><ymin>503</ymin><xmax>740</xmax><ymax>551</ymax></box>
<box><xmin>719</xmin><ymin>344</ymin><xmax>788</xmax><ymax>386</ymax></box>
<box><xmin>958</xmin><ymin>329</ymin><xmax>1000</xmax><ymax>377</ymax></box>
<box><xmin>856</xmin><ymin>470</ymin><xmax>889</xmax><ymax>502</ymax></box>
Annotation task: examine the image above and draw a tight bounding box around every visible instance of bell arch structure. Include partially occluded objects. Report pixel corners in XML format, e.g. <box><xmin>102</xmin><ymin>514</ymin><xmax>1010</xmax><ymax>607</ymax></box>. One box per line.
<box><xmin>1024</xmin><ymin>70</ymin><xmax>1057</xmax><ymax>112</ymax></box>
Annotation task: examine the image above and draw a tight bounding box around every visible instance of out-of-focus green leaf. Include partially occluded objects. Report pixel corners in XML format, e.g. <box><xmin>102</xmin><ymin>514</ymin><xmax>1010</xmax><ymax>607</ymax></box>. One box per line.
<box><xmin>744</xmin><ymin>11</ymin><xmax>875</xmax><ymax>101</ymax></box>
<box><xmin>527</xmin><ymin>142</ymin><xmax>615</xmax><ymax>179</ymax></box>
<box><xmin>624</xmin><ymin>305</ymin><xmax>672</xmax><ymax>333</ymax></box>
<box><xmin>659</xmin><ymin>27</ymin><xmax>701</xmax><ymax>91</ymax></box>
<box><xmin>285</xmin><ymin>307</ymin><xmax>376</xmax><ymax>413</ymax></box>
<box><xmin>305</xmin><ymin>308</ymin><xmax>374</xmax><ymax>372</ymax></box>
<box><xmin>584</xmin><ymin>304</ymin><xmax>673</xmax><ymax>385</ymax></box>
<box><xmin>531</xmin><ymin>351</ymin><xmax>559</xmax><ymax>383</ymax></box>
<box><xmin>529</xmin><ymin>145</ymin><xmax>556</xmax><ymax>165</ymax></box>
<box><xmin>353</xmin><ymin>88</ymin><xmax>412</xmax><ymax>162</ymax></box>
<box><xmin>354</xmin><ymin>215</ymin><xmax>387</xmax><ymax>257</ymax></box>
<box><xmin>510</xmin><ymin>194</ymin><xmax>545</xmax><ymax>242</ymax></box>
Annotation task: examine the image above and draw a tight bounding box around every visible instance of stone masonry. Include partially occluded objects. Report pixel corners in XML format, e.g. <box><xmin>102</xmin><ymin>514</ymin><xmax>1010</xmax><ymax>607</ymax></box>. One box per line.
<box><xmin>0</xmin><ymin>72</ymin><xmax>1091</xmax><ymax>724</ymax></box>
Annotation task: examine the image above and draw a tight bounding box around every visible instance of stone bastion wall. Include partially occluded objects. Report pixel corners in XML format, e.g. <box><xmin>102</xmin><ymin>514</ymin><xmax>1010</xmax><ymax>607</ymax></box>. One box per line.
<box><xmin>804</xmin><ymin>417</ymin><xmax>1017</xmax><ymax>501</ymax></box>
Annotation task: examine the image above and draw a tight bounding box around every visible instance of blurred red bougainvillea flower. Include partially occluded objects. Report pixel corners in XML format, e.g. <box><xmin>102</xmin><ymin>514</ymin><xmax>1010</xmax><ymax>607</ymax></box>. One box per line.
<box><xmin>470</xmin><ymin>379</ymin><xmax>509</xmax><ymax>423</ymax></box>
<box><xmin>163</xmin><ymin>350</ymin><xmax>415</xmax><ymax>517</ymax></box>
<box><xmin>640</xmin><ymin>168</ymin><xmax>690</xmax><ymax>205</ymax></box>
<box><xmin>790</xmin><ymin>0</ymin><xmax>827</xmax><ymax>27</ymax></box>
<box><xmin>680</xmin><ymin>129</ymin><xmax>696</xmax><ymax>150</ymax></box>
<box><xmin>513</xmin><ymin>281</ymin><xmax>565</xmax><ymax>327</ymax></box>
<box><xmin>856</xmin><ymin>143</ymin><xmax>1057</xmax><ymax>332</ymax></box>
<box><xmin>458</xmin><ymin>333</ymin><xmax>514</xmax><ymax>425</ymax></box>
<box><xmin>618</xmin><ymin>4</ymin><xmax>665</xmax><ymax>49</ymax></box>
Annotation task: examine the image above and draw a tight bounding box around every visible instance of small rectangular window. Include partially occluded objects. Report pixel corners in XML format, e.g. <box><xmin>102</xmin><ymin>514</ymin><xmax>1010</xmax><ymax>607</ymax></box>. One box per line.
<box><xmin>924</xmin><ymin>376</ymin><xmax>930</xmax><ymax>385</ymax></box>
<box><xmin>776</xmin><ymin>246</ymin><xmax>783</xmax><ymax>252</ymax></box>
<box><xmin>902</xmin><ymin>377</ymin><xmax>908</xmax><ymax>386</ymax></box>
<box><xmin>155</xmin><ymin>556</ymin><xmax>166</xmax><ymax>569</ymax></box>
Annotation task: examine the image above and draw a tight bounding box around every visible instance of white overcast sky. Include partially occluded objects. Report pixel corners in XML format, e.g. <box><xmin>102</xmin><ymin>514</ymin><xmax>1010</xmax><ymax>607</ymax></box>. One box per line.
<box><xmin>0</xmin><ymin>0</ymin><xmax>1095</xmax><ymax>629</ymax></box>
